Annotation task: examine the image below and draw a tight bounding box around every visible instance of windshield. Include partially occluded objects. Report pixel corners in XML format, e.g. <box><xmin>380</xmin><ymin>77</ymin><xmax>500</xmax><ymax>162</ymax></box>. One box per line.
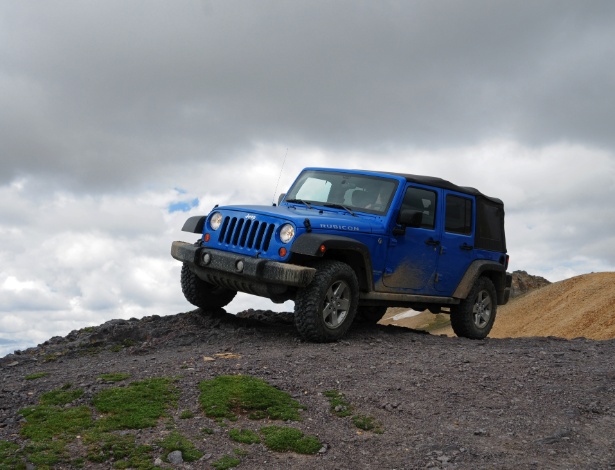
<box><xmin>285</xmin><ymin>170</ymin><xmax>398</xmax><ymax>215</ymax></box>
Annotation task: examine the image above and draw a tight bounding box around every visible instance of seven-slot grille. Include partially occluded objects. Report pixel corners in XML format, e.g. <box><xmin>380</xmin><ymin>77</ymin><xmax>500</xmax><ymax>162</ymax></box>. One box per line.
<box><xmin>217</xmin><ymin>216</ymin><xmax>276</xmax><ymax>252</ymax></box>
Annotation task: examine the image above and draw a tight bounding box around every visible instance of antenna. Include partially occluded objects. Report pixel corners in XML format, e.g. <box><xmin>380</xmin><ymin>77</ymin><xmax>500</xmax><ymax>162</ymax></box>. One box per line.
<box><xmin>271</xmin><ymin>148</ymin><xmax>288</xmax><ymax>205</ymax></box>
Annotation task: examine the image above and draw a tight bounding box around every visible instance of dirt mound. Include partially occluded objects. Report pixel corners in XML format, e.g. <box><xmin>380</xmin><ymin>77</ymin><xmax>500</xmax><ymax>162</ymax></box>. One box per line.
<box><xmin>491</xmin><ymin>272</ymin><xmax>615</xmax><ymax>340</ymax></box>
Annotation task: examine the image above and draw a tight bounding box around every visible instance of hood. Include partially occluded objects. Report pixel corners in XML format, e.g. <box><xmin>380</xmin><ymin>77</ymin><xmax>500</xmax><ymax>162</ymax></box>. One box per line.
<box><xmin>219</xmin><ymin>204</ymin><xmax>380</xmax><ymax>234</ymax></box>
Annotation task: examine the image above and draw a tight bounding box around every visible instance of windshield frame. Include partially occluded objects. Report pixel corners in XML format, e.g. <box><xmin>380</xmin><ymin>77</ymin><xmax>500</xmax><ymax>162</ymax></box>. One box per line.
<box><xmin>285</xmin><ymin>170</ymin><xmax>400</xmax><ymax>216</ymax></box>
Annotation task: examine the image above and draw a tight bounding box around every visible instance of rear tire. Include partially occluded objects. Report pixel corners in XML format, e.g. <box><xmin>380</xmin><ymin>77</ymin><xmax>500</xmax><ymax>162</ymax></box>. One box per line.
<box><xmin>294</xmin><ymin>260</ymin><xmax>359</xmax><ymax>342</ymax></box>
<box><xmin>450</xmin><ymin>276</ymin><xmax>497</xmax><ymax>339</ymax></box>
<box><xmin>180</xmin><ymin>263</ymin><xmax>237</xmax><ymax>309</ymax></box>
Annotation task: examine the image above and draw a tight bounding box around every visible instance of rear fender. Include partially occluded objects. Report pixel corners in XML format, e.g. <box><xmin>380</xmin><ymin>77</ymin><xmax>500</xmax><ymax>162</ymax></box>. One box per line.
<box><xmin>453</xmin><ymin>260</ymin><xmax>508</xmax><ymax>304</ymax></box>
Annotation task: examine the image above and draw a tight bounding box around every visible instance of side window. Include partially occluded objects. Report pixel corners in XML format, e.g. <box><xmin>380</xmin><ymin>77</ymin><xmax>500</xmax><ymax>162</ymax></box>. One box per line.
<box><xmin>402</xmin><ymin>187</ymin><xmax>437</xmax><ymax>229</ymax></box>
<box><xmin>445</xmin><ymin>195</ymin><xmax>473</xmax><ymax>235</ymax></box>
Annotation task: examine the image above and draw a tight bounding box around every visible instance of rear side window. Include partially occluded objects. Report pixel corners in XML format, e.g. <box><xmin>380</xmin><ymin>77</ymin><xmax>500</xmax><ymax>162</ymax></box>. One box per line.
<box><xmin>445</xmin><ymin>195</ymin><xmax>473</xmax><ymax>235</ymax></box>
<box><xmin>402</xmin><ymin>187</ymin><xmax>437</xmax><ymax>229</ymax></box>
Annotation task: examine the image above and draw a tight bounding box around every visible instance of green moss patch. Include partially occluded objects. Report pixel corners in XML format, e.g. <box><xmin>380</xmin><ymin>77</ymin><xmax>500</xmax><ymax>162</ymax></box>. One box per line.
<box><xmin>24</xmin><ymin>372</ymin><xmax>50</xmax><ymax>381</ymax></box>
<box><xmin>97</xmin><ymin>373</ymin><xmax>131</xmax><ymax>383</ymax></box>
<box><xmin>324</xmin><ymin>390</ymin><xmax>353</xmax><ymax>417</ymax></box>
<box><xmin>199</xmin><ymin>375</ymin><xmax>305</xmax><ymax>421</ymax></box>
<box><xmin>260</xmin><ymin>426</ymin><xmax>322</xmax><ymax>454</ymax></box>
<box><xmin>93</xmin><ymin>377</ymin><xmax>178</xmax><ymax>430</ymax></box>
<box><xmin>229</xmin><ymin>428</ymin><xmax>260</xmax><ymax>444</ymax></box>
<box><xmin>157</xmin><ymin>430</ymin><xmax>203</xmax><ymax>462</ymax></box>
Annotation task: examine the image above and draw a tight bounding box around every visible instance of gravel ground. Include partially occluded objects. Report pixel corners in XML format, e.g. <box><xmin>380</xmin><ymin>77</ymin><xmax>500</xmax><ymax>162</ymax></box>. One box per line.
<box><xmin>1</xmin><ymin>308</ymin><xmax>615</xmax><ymax>469</ymax></box>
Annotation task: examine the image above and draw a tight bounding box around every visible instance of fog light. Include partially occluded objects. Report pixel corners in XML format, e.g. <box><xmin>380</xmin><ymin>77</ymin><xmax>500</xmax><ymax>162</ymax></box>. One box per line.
<box><xmin>236</xmin><ymin>260</ymin><xmax>244</xmax><ymax>272</ymax></box>
<box><xmin>202</xmin><ymin>252</ymin><xmax>212</xmax><ymax>265</ymax></box>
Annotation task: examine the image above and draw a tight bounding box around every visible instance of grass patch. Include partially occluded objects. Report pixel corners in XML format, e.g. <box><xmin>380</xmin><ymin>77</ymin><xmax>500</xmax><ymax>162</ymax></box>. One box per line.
<box><xmin>93</xmin><ymin>377</ymin><xmax>178</xmax><ymax>430</ymax></box>
<box><xmin>84</xmin><ymin>430</ymin><xmax>153</xmax><ymax>468</ymax></box>
<box><xmin>260</xmin><ymin>426</ymin><xmax>322</xmax><ymax>454</ymax></box>
<box><xmin>22</xmin><ymin>439</ymin><xmax>70</xmax><ymax>467</ymax></box>
<box><xmin>24</xmin><ymin>372</ymin><xmax>50</xmax><ymax>381</ymax></box>
<box><xmin>0</xmin><ymin>440</ymin><xmax>22</xmax><ymax>469</ymax></box>
<box><xmin>229</xmin><ymin>428</ymin><xmax>260</xmax><ymax>444</ymax></box>
<box><xmin>179</xmin><ymin>410</ymin><xmax>194</xmax><ymax>419</ymax></box>
<box><xmin>352</xmin><ymin>414</ymin><xmax>383</xmax><ymax>434</ymax></box>
<box><xmin>20</xmin><ymin>405</ymin><xmax>92</xmax><ymax>442</ymax></box>
<box><xmin>43</xmin><ymin>353</ymin><xmax>59</xmax><ymax>363</ymax></box>
<box><xmin>157</xmin><ymin>430</ymin><xmax>203</xmax><ymax>462</ymax></box>
<box><xmin>325</xmin><ymin>390</ymin><xmax>383</xmax><ymax>433</ymax></box>
<box><xmin>324</xmin><ymin>390</ymin><xmax>352</xmax><ymax>417</ymax></box>
<box><xmin>97</xmin><ymin>373</ymin><xmax>131</xmax><ymax>383</ymax></box>
<box><xmin>8</xmin><ymin>377</ymin><xmax>184</xmax><ymax>469</ymax></box>
<box><xmin>211</xmin><ymin>454</ymin><xmax>241</xmax><ymax>469</ymax></box>
<box><xmin>40</xmin><ymin>384</ymin><xmax>83</xmax><ymax>406</ymax></box>
<box><xmin>199</xmin><ymin>375</ymin><xmax>305</xmax><ymax>421</ymax></box>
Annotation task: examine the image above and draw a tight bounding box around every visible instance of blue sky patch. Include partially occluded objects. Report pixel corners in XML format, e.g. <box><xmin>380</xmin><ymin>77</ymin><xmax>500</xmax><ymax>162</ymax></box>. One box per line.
<box><xmin>168</xmin><ymin>198</ymin><xmax>199</xmax><ymax>213</ymax></box>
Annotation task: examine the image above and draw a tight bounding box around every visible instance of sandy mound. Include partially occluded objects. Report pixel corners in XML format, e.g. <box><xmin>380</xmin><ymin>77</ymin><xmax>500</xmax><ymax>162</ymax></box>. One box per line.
<box><xmin>384</xmin><ymin>272</ymin><xmax>615</xmax><ymax>340</ymax></box>
<box><xmin>491</xmin><ymin>272</ymin><xmax>615</xmax><ymax>340</ymax></box>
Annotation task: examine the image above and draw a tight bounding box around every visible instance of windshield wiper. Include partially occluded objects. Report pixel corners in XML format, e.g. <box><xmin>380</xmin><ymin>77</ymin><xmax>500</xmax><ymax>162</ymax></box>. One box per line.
<box><xmin>322</xmin><ymin>203</ymin><xmax>357</xmax><ymax>217</ymax></box>
<box><xmin>285</xmin><ymin>199</ymin><xmax>313</xmax><ymax>209</ymax></box>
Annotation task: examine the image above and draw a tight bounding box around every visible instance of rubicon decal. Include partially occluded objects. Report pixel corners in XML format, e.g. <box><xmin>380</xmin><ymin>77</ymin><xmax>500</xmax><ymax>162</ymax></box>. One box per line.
<box><xmin>319</xmin><ymin>224</ymin><xmax>360</xmax><ymax>231</ymax></box>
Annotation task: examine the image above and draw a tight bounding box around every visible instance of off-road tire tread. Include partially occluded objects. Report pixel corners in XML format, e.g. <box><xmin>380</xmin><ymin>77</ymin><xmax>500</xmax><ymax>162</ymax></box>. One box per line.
<box><xmin>181</xmin><ymin>263</ymin><xmax>237</xmax><ymax>309</ymax></box>
<box><xmin>450</xmin><ymin>276</ymin><xmax>497</xmax><ymax>339</ymax></box>
<box><xmin>294</xmin><ymin>260</ymin><xmax>359</xmax><ymax>342</ymax></box>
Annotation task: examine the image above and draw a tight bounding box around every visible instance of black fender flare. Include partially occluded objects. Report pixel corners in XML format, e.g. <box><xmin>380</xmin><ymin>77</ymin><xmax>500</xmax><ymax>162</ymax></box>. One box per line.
<box><xmin>453</xmin><ymin>260</ymin><xmax>508</xmax><ymax>303</ymax></box>
<box><xmin>181</xmin><ymin>215</ymin><xmax>206</xmax><ymax>234</ymax></box>
<box><xmin>290</xmin><ymin>233</ymin><xmax>374</xmax><ymax>291</ymax></box>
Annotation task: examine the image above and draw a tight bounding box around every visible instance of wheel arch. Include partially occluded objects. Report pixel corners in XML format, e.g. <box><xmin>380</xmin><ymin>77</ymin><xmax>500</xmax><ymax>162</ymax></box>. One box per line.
<box><xmin>290</xmin><ymin>233</ymin><xmax>373</xmax><ymax>291</ymax></box>
<box><xmin>453</xmin><ymin>260</ymin><xmax>508</xmax><ymax>304</ymax></box>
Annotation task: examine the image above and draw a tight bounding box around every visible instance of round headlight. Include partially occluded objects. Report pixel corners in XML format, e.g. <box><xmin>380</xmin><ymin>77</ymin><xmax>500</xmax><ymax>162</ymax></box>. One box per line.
<box><xmin>209</xmin><ymin>212</ymin><xmax>223</xmax><ymax>231</ymax></box>
<box><xmin>279</xmin><ymin>224</ymin><xmax>295</xmax><ymax>244</ymax></box>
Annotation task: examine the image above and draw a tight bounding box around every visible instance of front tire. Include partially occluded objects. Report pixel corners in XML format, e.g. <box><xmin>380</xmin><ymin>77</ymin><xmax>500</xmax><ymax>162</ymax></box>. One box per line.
<box><xmin>450</xmin><ymin>276</ymin><xmax>497</xmax><ymax>339</ymax></box>
<box><xmin>180</xmin><ymin>263</ymin><xmax>237</xmax><ymax>309</ymax></box>
<box><xmin>294</xmin><ymin>260</ymin><xmax>359</xmax><ymax>342</ymax></box>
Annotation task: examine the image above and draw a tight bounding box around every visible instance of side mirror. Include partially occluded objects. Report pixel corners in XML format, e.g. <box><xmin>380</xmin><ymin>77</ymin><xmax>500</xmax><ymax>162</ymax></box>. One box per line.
<box><xmin>277</xmin><ymin>193</ymin><xmax>286</xmax><ymax>206</ymax></box>
<box><xmin>397</xmin><ymin>209</ymin><xmax>423</xmax><ymax>228</ymax></box>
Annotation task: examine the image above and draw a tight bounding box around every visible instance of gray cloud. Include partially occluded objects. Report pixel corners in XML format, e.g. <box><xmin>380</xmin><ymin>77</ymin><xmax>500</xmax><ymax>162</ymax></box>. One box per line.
<box><xmin>1</xmin><ymin>1</ymin><xmax>614</xmax><ymax>191</ymax></box>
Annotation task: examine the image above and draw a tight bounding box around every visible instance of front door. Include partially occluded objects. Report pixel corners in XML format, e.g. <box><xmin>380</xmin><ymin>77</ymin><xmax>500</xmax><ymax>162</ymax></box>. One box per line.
<box><xmin>383</xmin><ymin>185</ymin><xmax>441</xmax><ymax>293</ymax></box>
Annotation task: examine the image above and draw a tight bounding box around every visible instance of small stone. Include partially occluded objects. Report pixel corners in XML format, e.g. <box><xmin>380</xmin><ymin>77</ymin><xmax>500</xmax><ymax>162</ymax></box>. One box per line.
<box><xmin>154</xmin><ymin>457</ymin><xmax>163</xmax><ymax>466</ymax></box>
<box><xmin>168</xmin><ymin>450</ymin><xmax>183</xmax><ymax>465</ymax></box>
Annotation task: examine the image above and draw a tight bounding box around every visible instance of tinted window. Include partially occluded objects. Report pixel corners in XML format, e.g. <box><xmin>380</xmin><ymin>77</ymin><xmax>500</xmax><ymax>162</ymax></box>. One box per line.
<box><xmin>402</xmin><ymin>187</ymin><xmax>437</xmax><ymax>229</ymax></box>
<box><xmin>445</xmin><ymin>195</ymin><xmax>473</xmax><ymax>235</ymax></box>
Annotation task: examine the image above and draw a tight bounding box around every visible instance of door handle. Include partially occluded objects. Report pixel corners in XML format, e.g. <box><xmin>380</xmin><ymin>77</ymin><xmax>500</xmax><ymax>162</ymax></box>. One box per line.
<box><xmin>425</xmin><ymin>238</ymin><xmax>440</xmax><ymax>246</ymax></box>
<box><xmin>460</xmin><ymin>243</ymin><xmax>474</xmax><ymax>251</ymax></box>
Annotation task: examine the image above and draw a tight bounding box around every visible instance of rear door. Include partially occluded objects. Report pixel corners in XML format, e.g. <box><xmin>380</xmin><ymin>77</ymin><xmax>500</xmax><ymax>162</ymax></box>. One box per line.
<box><xmin>434</xmin><ymin>191</ymin><xmax>477</xmax><ymax>294</ymax></box>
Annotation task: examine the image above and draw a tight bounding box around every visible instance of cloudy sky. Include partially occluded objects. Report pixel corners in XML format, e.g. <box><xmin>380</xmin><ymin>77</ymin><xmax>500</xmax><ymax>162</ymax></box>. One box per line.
<box><xmin>1</xmin><ymin>0</ymin><xmax>614</xmax><ymax>356</ymax></box>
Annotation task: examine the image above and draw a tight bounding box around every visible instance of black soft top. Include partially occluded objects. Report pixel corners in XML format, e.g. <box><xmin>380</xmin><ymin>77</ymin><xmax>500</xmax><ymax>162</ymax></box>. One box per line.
<box><xmin>390</xmin><ymin>173</ymin><xmax>504</xmax><ymax>205</ymax></box>
<box><xmin>379</xmin><ymin>171</ymin><xmax>507</xmax><ymax>253</ymax></box>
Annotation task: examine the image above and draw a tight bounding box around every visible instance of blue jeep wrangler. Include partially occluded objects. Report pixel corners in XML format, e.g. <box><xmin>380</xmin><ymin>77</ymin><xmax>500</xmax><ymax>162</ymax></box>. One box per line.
<box><xmin>171</xmin><ymin>167</ymin><xmax>511</xmax><ymax>342</ymax></box>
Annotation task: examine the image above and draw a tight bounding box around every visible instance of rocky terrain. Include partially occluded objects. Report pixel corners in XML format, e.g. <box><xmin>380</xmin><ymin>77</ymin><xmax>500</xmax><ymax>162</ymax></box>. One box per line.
<box><xmin>2</xmin><ymin>304</ymin><xmax>615</xmax><ymax>469</ymax></box>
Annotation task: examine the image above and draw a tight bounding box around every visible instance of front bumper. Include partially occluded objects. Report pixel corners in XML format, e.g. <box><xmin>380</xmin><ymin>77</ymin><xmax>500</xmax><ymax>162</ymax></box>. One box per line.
<box><xmin>171</xmin><ymin>241</ymin><xmax>316</xmax><ymax>298</ymax></box>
